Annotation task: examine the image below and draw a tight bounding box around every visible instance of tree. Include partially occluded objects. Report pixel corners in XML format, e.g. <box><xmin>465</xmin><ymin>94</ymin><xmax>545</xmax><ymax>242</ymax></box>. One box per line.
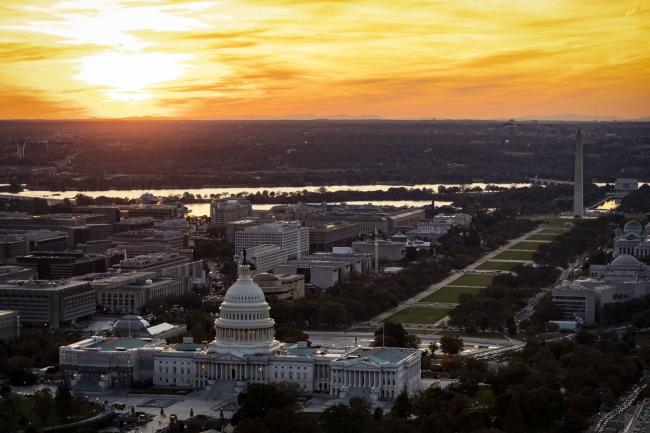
<box><xmin>316</xmin><ymin>301</ymin><xmax>348</xmax><ymax>327</ymax></box>
<box><xmin>373</xmin><ymin>322</ymin><xmax>420</xmax><ymax>348</ymax></box>
<box><xmin>55</xmin><ymin>381</ymin><xmax>73</xmax><ymax>419</ymax></box>
<box><xmin>439</xmin><ymin>335</ymin><xmax>463</xmax><ymax>356</ymax></box>
<box><xmin>34</xmin><ymin>388</ymin><xmax>53</xmax><ymax>424</ymax></box>
<box><xmin>349</xmin><ymin>397</ymin><xmax>371</xmax><ymax>416</ymax></box>
<box><xmin>237</xmin><ymin>383</ymin><xmax>299</xmax><ymax>420</ymax></box>
<box><xmin>234</xmin><ymin>418</ymin><xmax>268</xmax><ymax>433</ymax></box>
<box><xmin>502</xmin><ymin>393</ymin><xmax>526</xmax><ymax>433</ymax></box>
<box><xmin>391</xmin><ymin>390</ymin><xmax>410</xmax><ymax>418</ymax></box>
<box><xmin>320</xmin><ymin>404</ymin><xmax>365</xmax><ymax>433</ymax></box>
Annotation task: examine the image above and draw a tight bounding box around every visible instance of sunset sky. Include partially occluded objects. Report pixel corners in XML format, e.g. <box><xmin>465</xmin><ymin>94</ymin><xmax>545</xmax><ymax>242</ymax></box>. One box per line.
<box><xmin>1</xmin><ymin>0</ymin><xmax>649</xmax><ymax>120</ymax></box>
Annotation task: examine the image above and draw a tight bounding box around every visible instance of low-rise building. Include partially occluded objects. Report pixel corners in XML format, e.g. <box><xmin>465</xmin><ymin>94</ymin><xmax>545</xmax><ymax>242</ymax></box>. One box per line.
<box><xmin>614</xmin><ymin>178</ymin><xmax>639</xmax><ymax>195</ymax></box>
<box><xmin>15</xmin><ymin>250</ymin><xmax>123</xmax><ymax>279</ymax></box>
<box><xmin>117</xmin><ymin>251</ymin><xmax>205</xmax><ymax>286</ymax></box>
<box><xmin>552</xmin><ymin>282</ymin><xmax>597</xmax><ymax>325</ymax></box>
<box><xmin>309</xmin><ymin>222</ymin><xmax>359</xmax><ymax>251</ymax></box>
<box><xmin>553</xmin><ymin>255</ymin><xmax>650</xmax><ymax>326</ymax></box>
<box><xmin>73</xmin><ymin>271</ymin><xmax>188</xmax><ymax>314</ymax></box>
<box><xmin>0</xmin><ymin>310</ymin><xmax>20</xmax><ymax>342</ymax></box>
<box><xmin>121</xmin><ymin>203</ymin><xmax>186</xmax><ymax>221</ymax></box>
<box><xmin>352</xmin><ymin>240</ymin><xmax>406</xmax><ymax>262</ymax></box>
<box><xmin>0</xmin><ymin>265</ymin><xmax>37</xmax><ymax>282</ymax></box>
<box><xmin>59</xmin><ymin>336</ymin><xmax>165</xmax><ymax>389</ymax></box>
<box><xmin>0</xmin><ymin>280</ymin><xmax>95</xmax><ymax>329</ymax></box>
<box><xmin>113</xmin><ymin>217</ymin><xmax>154</xmax><ymax>233</ymax></box>
<box><xmin>0</xmin><ymin>229</ymin><xmax>68</xmax><ymax>263</ymax></box>
<box><xmin>111</xmin><ymin>229</ymin><xmax>186</xmax><ymax>255</ymax></box>
<box><xmin>252</xmin><ymin>273</ymin><xmax>305</xmax><ymax>300</ymax></box>
<box><xmin>273</xmin><ymin>253</ymin><xmax>369</xmax><ymax>289</ymax></box>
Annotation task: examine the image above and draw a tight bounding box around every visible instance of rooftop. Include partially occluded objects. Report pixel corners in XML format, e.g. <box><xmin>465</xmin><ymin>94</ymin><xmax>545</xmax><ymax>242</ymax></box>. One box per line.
<box><xmin>341</xmin><ymin>347</ymin><xmax>418</xmax><ymax>364</ymax></box>
<box><xmin>0</xmin><ymin>279</ymin><xmax>91</xmax><ymax>291</ymax></box>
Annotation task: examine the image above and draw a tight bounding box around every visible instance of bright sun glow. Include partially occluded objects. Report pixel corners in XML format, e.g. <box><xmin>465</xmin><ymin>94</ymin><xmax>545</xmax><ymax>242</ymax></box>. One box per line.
<box><xmin>76</xmin><ymin>52</ymin><xmax>193</xmax><ymax>102</ymax></box>
<box><xmin>0</xmin><ymin>0</ymin><xmax>648</xmax><ymax>119</ymax></box>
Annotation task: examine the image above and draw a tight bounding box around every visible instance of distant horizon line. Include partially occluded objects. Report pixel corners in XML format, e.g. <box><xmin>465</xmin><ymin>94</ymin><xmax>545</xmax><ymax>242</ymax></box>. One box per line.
<box><xmin>1</xmin><ymin>115</ymin><xmax>649</xmax><ymax>122</ymax></box>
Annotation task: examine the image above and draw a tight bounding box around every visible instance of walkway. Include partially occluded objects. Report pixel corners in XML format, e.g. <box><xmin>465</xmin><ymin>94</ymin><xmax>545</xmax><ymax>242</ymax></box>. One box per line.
<box><xmin>369</xmin><ymin>225</ymin><xmax>547</xmax><ymax>324</ymax></box>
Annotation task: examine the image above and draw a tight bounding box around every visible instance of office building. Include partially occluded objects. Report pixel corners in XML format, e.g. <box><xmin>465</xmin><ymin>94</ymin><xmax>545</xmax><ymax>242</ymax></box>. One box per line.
<box><xmin>252</xmin><ymin>272</ymin><xmax>305</xmax><ymax>300</ymax></box>
<box><xmin>273</xmin><ymin>251</ymin><xmax>372</xmax><ymax>289</ymax></box>
<box><xmin>15</xmin><ymin>250</ymin><xmax>123</xmax><ymax>279</ymax></box>
<box><xmin>225</xmin><ymin>219</ymin><xmax>259</xmax><ymax>243</ymax></box>
<box><xmin>117</xmin><ymin>252</ymin><xmax>204</xmax><ymax>287</ymax></box>
<box><xmin>280</xmin><ymin>203</ymin><xmax>425</xmax><ymax>236</ymax></box>
<box><xmin>73</xmin><ymin>271</ymin><xmax>188</xmax><ymax>314</ymax></box>
<box><xmin>211</xmin><ymin>198</ymin><xmax>253</xmax><ymax>225</ymax></box>
<box><xmin>0</xmin><ymin>280</ymin><xmax>95</xmax><ymax>329</ymax></box>
<box><xmin>309</xmin><ymin>222</ymin><xmax>359</xmax><ymax>251</ymax></box>
<box><xmin>0</xmin><ymin>310</ymin><xmax>20</xmax><ymax>342</ymax></box>
<box><xmin>114</xmin><ymin>217</ymin><xmax>154</xmax><ymax>233</ymax></box>
<box><xmin>73</xmin><ymin>205</ymin><xmax>121</xmax><ymax>224</ymax></box>
<box><xmin>233</xmin><ymin>244</ymin><xmax>287</xmax><ymax>272</ymax></box>
<box><xmin>234</xmin><ymin>222</ymin><xmax>309</xmax><ymax>261</ymax></box>
<box><xmin>77</xmin><ymin>239</ymin><xmax>113</xmax><ymax>254</ymax></box>
<box><xmin>111</xmin><ymin>229</ymin><xmax>186</xmax><ymax>256</ymax></box>
<box><xmin>121</xmin><ymin>203</ymin><xmax>186</xmax><ymax>221</ymax></box>
<box><xmin>352</xmin><ymin>240</ymin><xmax>406</xmax><ymax>262</ymax></box>
<box><xmin>552</xmin><ymin>282</ymin><xmax>597</xmax><ymax>325</ymax></box>
<box><xmin>0</xmin><ymin>265</ymin><xmax>37</xmax><ymax>282</ymax></box>
<box><xmin>0</xmin><ymin>229</ymin><xmax>68</xmax><ymax>263</ymax></box>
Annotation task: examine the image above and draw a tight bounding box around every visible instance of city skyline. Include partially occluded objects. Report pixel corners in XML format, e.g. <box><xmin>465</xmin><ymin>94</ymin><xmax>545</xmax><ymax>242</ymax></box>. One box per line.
<box><xmin>0</xmin><ymin>0</ymin><xmax>649</xmax><ymax>120</ymax></box>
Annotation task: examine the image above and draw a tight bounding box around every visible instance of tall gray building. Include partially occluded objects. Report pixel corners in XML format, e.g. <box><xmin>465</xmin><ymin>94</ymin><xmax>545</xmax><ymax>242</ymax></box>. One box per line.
<box><xmin>573</xmin><ymin>129</ymin><xmax>584</xmax><ymax>218</ymax></box>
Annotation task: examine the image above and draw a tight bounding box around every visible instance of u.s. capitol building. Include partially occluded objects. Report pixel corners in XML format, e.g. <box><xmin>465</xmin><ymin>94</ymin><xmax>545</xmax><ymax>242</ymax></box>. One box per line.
<box><xmin>61</xmin><ymin>265</ymin><xmax>421</xmax><ymax>400</ymax></box>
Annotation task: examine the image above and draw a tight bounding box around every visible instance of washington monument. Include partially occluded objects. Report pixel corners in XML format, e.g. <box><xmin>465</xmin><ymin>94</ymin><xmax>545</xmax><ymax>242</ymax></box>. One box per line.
<box><xmin>573</xmin><ymin>129</ymin><xmax>584</xmax><ymax>218</ymax></box>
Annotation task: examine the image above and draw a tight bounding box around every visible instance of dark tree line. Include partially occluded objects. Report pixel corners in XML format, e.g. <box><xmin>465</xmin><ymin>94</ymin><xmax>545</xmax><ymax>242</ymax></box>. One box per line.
<box><xmin>618</xmin><ymin>184</ymin><xmax>650</xmax><ymax>214</ymax></box>
<box><xmin>533</xmin><ymin>215</ymin><xmax>620</xmax><ymax>269</ymax></box>
<box><xmin>448</xmin><ymin>264</ymin><xmax>561</xmax><ymax>332</ymax></box>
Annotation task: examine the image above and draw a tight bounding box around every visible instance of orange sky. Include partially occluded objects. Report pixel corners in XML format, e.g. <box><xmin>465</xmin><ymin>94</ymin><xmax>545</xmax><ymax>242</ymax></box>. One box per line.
<box><xmin>1</xmin><ymin>0</ymin><xmax>649</xmax><ymax>119</ymax></box>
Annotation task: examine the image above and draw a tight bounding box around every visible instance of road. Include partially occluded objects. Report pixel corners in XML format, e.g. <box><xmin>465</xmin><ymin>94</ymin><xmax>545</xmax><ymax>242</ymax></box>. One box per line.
<box><xmin>369</xmin><ymin>225</ymin><xmax>548</xmax><ymax>324</ymax></box>
<box><xmin>514</xmin><ymin>252</ymin><xmax>586</xmax><ymax>324</ymax></box>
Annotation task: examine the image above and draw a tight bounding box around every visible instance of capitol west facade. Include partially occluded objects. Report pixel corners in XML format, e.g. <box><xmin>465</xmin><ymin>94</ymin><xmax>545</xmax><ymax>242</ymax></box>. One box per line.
<box><xmin>152</xmin><ymin>265</ymin><xmax>421</xmax><ymax>399</ymax></box>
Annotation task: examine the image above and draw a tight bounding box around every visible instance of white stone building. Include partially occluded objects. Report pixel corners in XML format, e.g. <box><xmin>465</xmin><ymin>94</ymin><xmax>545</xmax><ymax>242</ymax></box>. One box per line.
<box><xmin>234</xmin><ymin>222</ymin><xmax>309</xmax><ymax>261</ymax></box>
<box><xmin>613</xmin><ymin>220</ymin><xmax>650</xmax><ymax>259</ymax></box>
<box><xmin>233</xmin><ymin>244</ymin><xmax>287</xmax><ymax>272</ymax></box>
<box><xmin>152</xmin><ymin>265</ymin><xmax>421</xmax><ymax>399</ymax></box>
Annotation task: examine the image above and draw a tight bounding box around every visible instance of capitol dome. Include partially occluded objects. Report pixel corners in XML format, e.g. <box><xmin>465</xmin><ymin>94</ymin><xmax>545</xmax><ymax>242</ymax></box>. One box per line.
<box><xmin>624</xmin><ymin>220</ymin><xmax>643</xmax><ymax>234</ymax></box>
<box><xmin>611</xmin><ymin>254</ymin><xmax>642</xmax><ymax>268</ymax></box>
<box><xmin>210</xmin><ymin>265</ymin><xmax>280</xmax><ymax>355</ymax></box>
